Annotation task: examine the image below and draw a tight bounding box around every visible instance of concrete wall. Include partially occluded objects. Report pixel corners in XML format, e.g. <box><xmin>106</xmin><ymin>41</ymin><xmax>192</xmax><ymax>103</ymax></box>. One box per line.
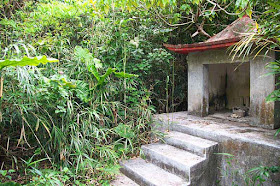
<box><xmin>250</xmin><ymin>53</ymin><xmax>277</xmax><ymax>128</ymax></box>
<box><xmin>208</xmin><ymin>64</ymin><xmax>227</xmax><ymax>112</ymax></box>
<box><xmin>275</xmin><ymin>52</ymin><xmax>280</xmax><ymax>128</ymax></box>
<box><xmin>226</xmin><ymin>63</ymin><xmax>250</xmax><ymax>109</ymax></box>
<box><xmin>219</xmin><ymin>138</ymin><xmax>280</xmax><ymax>186</ymax></box>
<box><xmin>208</xmin><ymin>63</ymin><xmax>250</xmax><ymax>112</ymax></box>
<box><xmin>153</xmin><ymin>112</ymin><xmax>280</xmax><ymax>186</ymax></box>
<box><xmin>187</xmin><ymin>49</ymin><xmax>278</xmax><ymax>129</ymax></box>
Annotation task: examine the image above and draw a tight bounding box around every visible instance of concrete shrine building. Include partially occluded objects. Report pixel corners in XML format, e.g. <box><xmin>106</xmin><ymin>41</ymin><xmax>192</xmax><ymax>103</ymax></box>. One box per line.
<box><xmin>116</xmin><ymin>16</ymin><xmax>280</xmax><ymax>186</ymax></box>
<box><xmin>164</xmin><ymin>15</ymin><xmax>280</xmax><ymax>129</ymax></box>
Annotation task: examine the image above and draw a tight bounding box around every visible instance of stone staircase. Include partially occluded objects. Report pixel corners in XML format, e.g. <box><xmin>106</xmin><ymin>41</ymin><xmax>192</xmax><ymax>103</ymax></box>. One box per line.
<box><xmin>117</xmin><ymin>128</ymin><xmax>219</xmax><ymax>186</ymax></box>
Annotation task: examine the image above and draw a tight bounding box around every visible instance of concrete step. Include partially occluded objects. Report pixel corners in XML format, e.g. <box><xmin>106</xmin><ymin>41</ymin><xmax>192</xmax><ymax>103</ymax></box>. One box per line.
<box><xmin>164</xmin><ymin>131</ymin><xmax>218</xmax><ymax>157</ymax></box>
<box><xmin>170</xmin><ymin>123</ymin><xmax>230</xmax><ymax>147</ymax></box>
<box><xmin>120</xmin><ymin>158</ymin><xmax>189</xmax><ymax>186</ymax></box>
<box><xmin>111</xmin><ymin>174</ymin><xmax>139</xmax><ymax>186</ymax></box>
<box><xmin>142</xmin><ymin>143</ymin><xmax>205</xmax><ymax>180</ymax></box>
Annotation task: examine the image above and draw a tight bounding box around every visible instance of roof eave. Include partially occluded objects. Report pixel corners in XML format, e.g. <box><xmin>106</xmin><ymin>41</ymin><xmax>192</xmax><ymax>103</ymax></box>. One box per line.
<box><xmin>163</xmin><ymin>38</ymin><xmax>240</xmax><ymax>54</ymax></box>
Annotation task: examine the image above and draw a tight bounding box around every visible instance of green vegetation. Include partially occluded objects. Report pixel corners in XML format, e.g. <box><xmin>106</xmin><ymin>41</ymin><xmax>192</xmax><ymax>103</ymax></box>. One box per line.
<box><xmin>0</xmin><ymin>0</ymin><xmax>180</xmax><ymax>184</ymax></box>
<box><xmin>217</xmin><ymin>153</ymin><xmax>280</xmax><ymax>186</ymax></box>
<box><xmin>0</xmin><ymin>0</ymin><xmax>279</xmax><ymax>185</ymax></box>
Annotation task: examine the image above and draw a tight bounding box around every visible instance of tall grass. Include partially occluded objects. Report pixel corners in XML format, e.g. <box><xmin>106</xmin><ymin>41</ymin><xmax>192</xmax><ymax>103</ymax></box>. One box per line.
<box><xmin>0</xmin><ymin>44</ymin><xmax>154</xmax><ymax>184</ymax></box>
<box><xmin>0</xmin><ymin>1</ymin><xmax>156</xmax><ymax>184</ymax></box>
<box><xmin>0</xmin><ymin>0</ymin><xmax>189</xmax><ymax>184</ymax></box>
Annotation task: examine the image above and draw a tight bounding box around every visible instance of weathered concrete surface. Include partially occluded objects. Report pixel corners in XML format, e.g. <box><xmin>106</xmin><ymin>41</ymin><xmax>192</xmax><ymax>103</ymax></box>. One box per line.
<box><xmin>275</xmin><ymin>52</ymin><xmax>280</xmax><ymax>128</ymax></box>
<box><xmin>120</xmin><ymin>129</ymin><xmax>218</xmax><ymax>186</ymax></box>
<box><xmin>208</xmin><ymin>63</ymin><xmax>250</xmax><ymax>112</ymax></box>
<box><xmin>250</xmin><ymin>52</ymin><xmax>277</xmax><ymax>129</ymax></box>
<box><xmin>165</xmin><ymin>131</ymin><xmax>218</xmax><ymax>157</ymax></box>
<box><xmin>111</xmin><ymin>174</ymin><xmax>138</xmax><ymax>186</ymax></box>
<box><xmin>154</xmin><ymin>112</ymin><xmax>280</xmax><ymax>186</ymax></box>
<box><xmin>163</xmin><ymin>132</ymin><xmax>219</xmax><ymax>185</ymax></box>
<box><xmin>187</xmin><ymin>49</ymin><xmax>278</xmax><ymax>129</ymax></box>
<box><xmin>142</xmin><ymin>143</ymin><xmax>205</xmax><ymax>180</ymax></box>
<box><xmin>120</xmin><ymin>158</ymin><xmax>189</xmax><ymax>186</ymax></box>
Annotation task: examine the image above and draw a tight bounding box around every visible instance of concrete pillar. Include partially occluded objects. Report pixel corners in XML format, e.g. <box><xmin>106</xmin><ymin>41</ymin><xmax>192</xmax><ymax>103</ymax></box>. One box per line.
<box><xmin>274</xmin><ymin>52</ymin><xmax>280</xmax><ymax>129</ymax></box>
<box><xmin>188</xmin><ymin>59</ymin><xmax>204</xmax><ymax>116</ymax></box>
<box><xmin>202</xmin><ymin>65</ymin><xmax>209</xmax><ymax>116</ymax></box>
<box><xmin>250</xmin><ymin>52</ymin><xmax>278</xmax><ymax>129</ymax></box>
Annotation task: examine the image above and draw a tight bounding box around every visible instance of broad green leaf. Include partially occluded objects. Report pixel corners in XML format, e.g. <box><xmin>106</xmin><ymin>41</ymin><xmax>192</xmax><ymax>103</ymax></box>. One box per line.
<box><xmin>114</xmin><ymin>71</ymin><xmax>138</xmax><ymax>78</ymax></box>
<box><xmin>87</xmin><ymin>63</ymin><xmax>100</xmax><ymax>81</ymax></box>
<box><xmin>275</xmin><ymin>128</ymin><xmax>280</xmax><ymax>137</ymax></box>
<box><xmin>97</xmin><ymin>68</ymin><xmax>116</xmax><ymax>86</ymax></box>
<box><xmin>93</xmin><ymin>58</ymin><xmax>103</xmax><ymax>69</ymax></box>
<box><xmin>74</xmin><ymin>46</ymin><xmax>93</xmax><ymax>63</ymax></box>
<box><xmin>180</xmin><ymin>4</ymin><xmax>190</xmax><ymax>11</ymax></box>
<box><xmin>0</xmin><ymin>56</ymin><xmax>58</xmax><ymax>70</ymax></box>
<box><xmin>192</xmin><ymin>0</ymin><xmax>200</xmax><ymax>5</ymax></box>
<box><xmin>235</xmin><ymin>0</ymin><xmax>242</xmax><ymax>7</ymax></box>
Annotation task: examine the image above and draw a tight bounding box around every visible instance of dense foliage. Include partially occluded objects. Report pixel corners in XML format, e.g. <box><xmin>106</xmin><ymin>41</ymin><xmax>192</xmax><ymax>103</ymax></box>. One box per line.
<box><xmin>0</xmin><ymin>0</ymin><xmax>279</xmax><ymax>185</ymax></box>
<box><xmin>0</xmin><ymin>0</ymin><xmax>183</xmax><ymax>184</ymax></box>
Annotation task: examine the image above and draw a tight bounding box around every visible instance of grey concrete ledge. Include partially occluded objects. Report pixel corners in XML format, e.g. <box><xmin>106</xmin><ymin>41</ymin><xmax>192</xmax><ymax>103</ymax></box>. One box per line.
<box><xmin>153</xmin><ymin>111</ymin><xmax>280</xmax><ymax>150</ymax></box>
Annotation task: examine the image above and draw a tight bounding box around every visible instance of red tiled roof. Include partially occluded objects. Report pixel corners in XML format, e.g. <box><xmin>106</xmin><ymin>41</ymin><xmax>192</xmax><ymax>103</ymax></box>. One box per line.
<box><xmin>164</xmin><ymin>15</ymin><xmax>256</xmax><ymax>54</ymax></box>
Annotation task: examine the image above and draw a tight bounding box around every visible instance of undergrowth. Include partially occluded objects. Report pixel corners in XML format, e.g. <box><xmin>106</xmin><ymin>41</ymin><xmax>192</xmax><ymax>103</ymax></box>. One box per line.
<box><xmin>0</xmin><ymin>0</ymin><xmax>178</xmax><ymax>184</ymax></box>
<box><xmin>1</xmin><ymin>0</ymin><xmax>279</xmax><ymax>185</ymax></box>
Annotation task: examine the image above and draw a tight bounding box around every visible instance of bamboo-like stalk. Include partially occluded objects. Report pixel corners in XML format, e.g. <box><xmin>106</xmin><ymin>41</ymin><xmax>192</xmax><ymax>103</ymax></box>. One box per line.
<box><xmin>0</xmin><ymin>76</ymin><xmax>4</xmax><ymax>98</ymax></box>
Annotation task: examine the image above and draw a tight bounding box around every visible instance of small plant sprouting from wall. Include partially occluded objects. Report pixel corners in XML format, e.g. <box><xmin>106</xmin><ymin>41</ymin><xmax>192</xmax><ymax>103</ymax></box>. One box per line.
<box><xmin>217</xmin><ymin>153</ymin><xmax>280</xmax><ymax>186</ymax></box>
